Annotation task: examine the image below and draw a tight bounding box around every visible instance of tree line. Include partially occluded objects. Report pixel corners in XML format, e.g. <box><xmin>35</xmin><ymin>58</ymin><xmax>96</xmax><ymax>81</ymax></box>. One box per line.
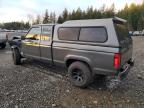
<box><xmin>0</xmin><ymin>1</ymin><xmax>144</xmax><ymax>31</ymax></box>
<box><xmin>0</xmin><ymin>22</ymin><xmax>30</xmax><ymax>30</ymax></box>
<box><xmin>34</xmin><ymin>9</ymin><xmax>56</xmax><ymax>24</ymax></box>
<box><xmin>57</xmin><ymin>2</ymin><xmax>144</xmax><ymax>31</ymax></box>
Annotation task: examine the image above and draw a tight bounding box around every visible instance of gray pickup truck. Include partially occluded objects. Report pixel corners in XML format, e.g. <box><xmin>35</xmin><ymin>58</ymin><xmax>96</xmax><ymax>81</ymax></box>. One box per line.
<box><xmin>0</xmin><ymin>32</ymin><xmax>7</xmax><ymax>49</ymax></box>
<box><xmin>11</xmin><ymin>17</ymin><xmax>134</xmax><ymax>88</ymax></box>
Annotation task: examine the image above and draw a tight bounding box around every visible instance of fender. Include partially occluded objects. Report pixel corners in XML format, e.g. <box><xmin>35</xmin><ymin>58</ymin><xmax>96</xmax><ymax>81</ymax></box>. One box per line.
<box><xmin>11</xmin><ymin>45</ymin><xmax>21</xmax><ymax>53</ymax></box>
<box><xmin>11</xmin><ymin>45</ymin><xmax>19</xmax><ymax>49</ymax></box>
<box><xmin>64</xmin><ymin>54</ymin><xmax>93</xmax><ymax>69</ymax></box>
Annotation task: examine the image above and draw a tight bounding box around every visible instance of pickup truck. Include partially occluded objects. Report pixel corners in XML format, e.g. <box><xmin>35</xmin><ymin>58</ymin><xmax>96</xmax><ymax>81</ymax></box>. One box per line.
<box><xmin>11</xmin><ymin>18</ymin><xmax>134</xmax><ymax>88</ymax></box>
<box><xmin>0</xmin><ymin>32</ymin><xmax>7</xmax><ymax>49</ymax></box>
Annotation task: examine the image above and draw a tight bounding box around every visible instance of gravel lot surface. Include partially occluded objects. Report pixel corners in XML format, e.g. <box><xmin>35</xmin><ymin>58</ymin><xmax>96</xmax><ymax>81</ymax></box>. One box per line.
<box><xmin>0</xmin><ymin>37</ymin><xmax>144</xmax><ymax>108</ymax></box>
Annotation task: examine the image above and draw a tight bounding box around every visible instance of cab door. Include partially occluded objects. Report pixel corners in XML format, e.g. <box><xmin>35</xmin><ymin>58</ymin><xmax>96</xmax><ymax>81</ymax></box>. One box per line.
<box><xmin>40</xmin><ymin>25</ymin><xmax>53</xmax><ymax>62</ymax></box>
<box><xmin>21</xmin><ymin>26</ymin><xmax>41</xmax><ymax>58</ymax></box>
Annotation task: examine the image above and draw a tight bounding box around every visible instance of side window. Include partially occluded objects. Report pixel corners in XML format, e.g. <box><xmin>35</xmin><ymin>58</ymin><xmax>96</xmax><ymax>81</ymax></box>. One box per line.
<box><xmin>41</xmin><ymin>26</ymin><xmax>53</xmax><ymax>41</ymax></box>
<box><xmin>25</xmin><ymin>27</ymin><xmax>41</xmax><ymax>40</ymax></box>
<box><xmin>58</xmin><ymin>28</ymin><xmax>80</xmax><ymax>41</ymax></box>
<box><xmin>79</xmin><ymin>27</ymin><xmax>107</xmax><ymax>43</ymax></box>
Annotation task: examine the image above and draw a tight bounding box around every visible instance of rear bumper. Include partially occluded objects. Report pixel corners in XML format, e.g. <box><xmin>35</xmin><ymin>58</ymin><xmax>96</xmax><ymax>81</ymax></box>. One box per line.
<box><xmin>92</xmin><ymin>58</ymin><xmax>134</xmax><ymax>79</ymax></box>
<box><xmin>117</xmin><ymin>58</ymin><xmax>134</xmax><ymax>80</ymax></box>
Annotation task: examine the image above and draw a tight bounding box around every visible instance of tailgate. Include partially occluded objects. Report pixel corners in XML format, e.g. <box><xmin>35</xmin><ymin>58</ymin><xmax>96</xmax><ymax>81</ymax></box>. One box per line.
<box><xmin>120</xmin><ymin>38</ymin><xmax>132</xmax><ymax>66</ymax></box>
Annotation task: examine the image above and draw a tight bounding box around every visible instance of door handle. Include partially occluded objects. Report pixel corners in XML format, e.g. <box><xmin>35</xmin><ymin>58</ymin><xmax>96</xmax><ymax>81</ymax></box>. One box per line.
<box><xmin>23</xmin><ymin>39</ymin><xmax>31</xmax><ymax>42</ymax></box>
<box><xmin>33</xmin><ymin>42</ymin><xmax>39</xmax><ymax>44</ymax></box>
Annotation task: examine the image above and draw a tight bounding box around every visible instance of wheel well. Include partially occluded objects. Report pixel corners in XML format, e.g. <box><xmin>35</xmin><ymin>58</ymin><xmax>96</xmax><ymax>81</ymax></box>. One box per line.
<box><xmin>12</xmin><ymin>47</ymin><xmax>22</xmax><ymax>56</ymax></box>
<box><xmin>12</xmin><ymin>47</ymin><xmax>19</xmax><ymax>51</ymax></box>
<box><xmin>66</xmin><ymin>59</ymin><xmax>92</xmax><ymax>72</ymax></box>
<box><xmin>66</xmin><ymin>59</ymin><xmax>77</xmax><ymax>67</ymax></box>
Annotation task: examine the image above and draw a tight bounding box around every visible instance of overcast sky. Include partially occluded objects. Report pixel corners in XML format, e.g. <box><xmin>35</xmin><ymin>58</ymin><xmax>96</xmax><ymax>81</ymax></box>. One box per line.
<box><xmin>0</xmin><ymin>0</ymin><xmax>143</xmax><ymax>22</ymax></box>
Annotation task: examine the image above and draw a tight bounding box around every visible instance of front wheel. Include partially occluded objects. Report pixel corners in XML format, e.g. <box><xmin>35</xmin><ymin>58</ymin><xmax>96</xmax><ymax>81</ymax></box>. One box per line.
<box><xmin>68</xmin><ymin>61</ymin><xmax>92</xmax><ymax>88</ymax></box>
<box><xmin>12</xmin><ymin>48</ymin><xmax>21</xmax><ymax>65</ymax></box>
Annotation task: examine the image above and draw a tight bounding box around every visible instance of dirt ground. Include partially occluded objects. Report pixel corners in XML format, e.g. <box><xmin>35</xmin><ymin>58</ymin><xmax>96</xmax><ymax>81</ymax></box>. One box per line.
<box><xmin>0</xmin><ymin>37</ymin><xmax>144</xmax><ymax>108</ymax></box>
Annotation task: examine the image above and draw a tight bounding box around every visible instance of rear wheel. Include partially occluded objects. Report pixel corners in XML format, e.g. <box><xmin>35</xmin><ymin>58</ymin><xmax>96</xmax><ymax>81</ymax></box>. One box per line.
<box><xmin>12</xmin><ymin>48</ymin><xmax>21</xmax><ymax>65</ymax></box>
<box><xmin>68</xmin><ymin>61</ymin><xmax>92</xmax><ymax>88</ymax></box>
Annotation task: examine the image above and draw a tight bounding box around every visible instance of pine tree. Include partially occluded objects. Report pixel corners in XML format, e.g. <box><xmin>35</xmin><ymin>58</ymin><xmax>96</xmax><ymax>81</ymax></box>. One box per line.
<box><xmin>49</xmin><ymin>12</ymin><xmax>53</xmax><ymax>23</ymax></box>
<box><xmin>57</xmin><ymin>15</ymin><xmax>64</xmax><ymax>23</ymax></box>
<box><xmin>68</xmin><ymin>12</ymin><xmax>72</xmax><ymax>20</ymax></box>
<box><xmin>52</xmin><ymin>12</ymin><xmax>56</xmax><ymax>23</ymax></box>
<box><xmin>75</xmin><ymin>7</ymin><xmax>82</xmax><ymax>19</ymax></box>
<box><xmin>138</xmin><ymin>16</ymin><xmax>144</xmax><ymax>30</ymax></box>
<box><xmin>25</xmin><ymin>22</ymin><xmax>30</xmax><ymax>29</ymax></box>
<box><xmin>71</xmin><ymin>10</ymin><xmax>76</xmax><ymax>20</ymax></box>
<box><xmin>104</xmin><ymin>3</ymin><xmax>115</xmax><ymax>18</ymax></box>
<box><xmin>86</xmin><ymin>6</ymin><xmax>93</xmax><ymax>19</ymax></box>
<box><xmin>43</xmin><ymin>9</ymin><xmax>50</xmax><ymax>24</ymax></box>
<box><xmin>99</xmin><ymin>4</ymin><xmax>106</xmax><ymax>13</ymax></box>
<box><xmin>62</xmin><ymin>8</ymin><xmax>68</xmax><ymax>21</ymax></box>
<box><xmin>82</xmin><ymin>10</ymin><xmax>86</xmax><ymax>19</ymax></box>
<box><xmin>129</xmin><ymin>3</ymin><xmax>140</xmax><ymax>30</ymax></box>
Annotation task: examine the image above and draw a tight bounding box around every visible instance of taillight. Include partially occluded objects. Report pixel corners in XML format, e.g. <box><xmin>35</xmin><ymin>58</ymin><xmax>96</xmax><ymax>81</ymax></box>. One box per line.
<box><xmin>114</xmin><ymin>53</ymin><xmax>121</xmax><ymax>69</ymax></box>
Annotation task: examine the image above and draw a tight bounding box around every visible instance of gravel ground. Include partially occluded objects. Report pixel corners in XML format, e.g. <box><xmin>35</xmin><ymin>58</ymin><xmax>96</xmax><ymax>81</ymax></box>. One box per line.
<box><xmin>0</xmin><ymin>37</ymin><xmax>144</xmax><ymax>108</ymax></box>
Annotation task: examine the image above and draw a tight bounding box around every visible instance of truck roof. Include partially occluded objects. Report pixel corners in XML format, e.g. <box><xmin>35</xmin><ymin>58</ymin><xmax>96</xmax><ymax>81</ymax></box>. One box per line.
<box><xmin>33</xmin><ymin>24</ymin><xmax>56</xmax><ymax>27</ymax></box>
<box><xmin>61</xmin><ymin>17</ymin><xmax>127</xmax><ymax>27</ymax></box>
<box><xmin>32</xmin><ymin>17</ymin><xmax>126</xmax><ymax>27</ymax></box>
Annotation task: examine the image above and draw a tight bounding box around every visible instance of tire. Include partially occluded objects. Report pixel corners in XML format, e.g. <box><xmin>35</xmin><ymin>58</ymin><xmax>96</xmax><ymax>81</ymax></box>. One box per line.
<box><xmin>68</xmin><ymin>61</ymin><xmax>92</xmax><ymax>88</ymax></box>
<box><xmin>12</xmin><ymin>48</ymin><xmax>21</xmax><ymax>65</ymax></box>
<box><xmin>0</xmin><ymin>43</ymin><xmax>6</xmax><ymax>49</ymax></box>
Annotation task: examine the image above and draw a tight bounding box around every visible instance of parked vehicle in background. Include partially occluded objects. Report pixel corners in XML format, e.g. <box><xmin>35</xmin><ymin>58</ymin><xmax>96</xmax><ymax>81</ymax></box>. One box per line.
<box><xmin>129</xmin><ymin>31</ymin><xmax>133</xmax><ymax>36</ymax></box>
<box><xmin>132</xmin><ymin>31</ymin><xmax>141</xmax><ymax>36</ymax></box>
<box><xmin>0</xmin><ymin>32</ymin><xmax>7</xmax><ymax>49</ymax></box>
<box><xmin>0</xmin><ymin>28</ymin><xmax>2</xmax><ymax>32</ymax></box>
<box><xmin>8</xmin><ymin>35</ymin><xmax>22</xmax><ymax>47</ymax></box>
<box><xmin>141</xmin><ymin>30</ymin><xmax>144</xmax><ymax>36</ymax></box>
<box><xmin>11</xmin><ymin>17</ymin><xmax>134</xmax><ymax>88</ymax></box>
<box><xmin>7</xmin><ymin>30</ymin><xmax>28</xmax><ymax>46</ymax></box>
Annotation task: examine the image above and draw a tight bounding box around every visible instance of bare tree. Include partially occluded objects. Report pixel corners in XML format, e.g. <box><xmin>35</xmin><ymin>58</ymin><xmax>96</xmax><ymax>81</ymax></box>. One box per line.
<box><xmin>27</xmin><ymin>14</ymin><xmax>34</xmax><ymax>25</ymax></box>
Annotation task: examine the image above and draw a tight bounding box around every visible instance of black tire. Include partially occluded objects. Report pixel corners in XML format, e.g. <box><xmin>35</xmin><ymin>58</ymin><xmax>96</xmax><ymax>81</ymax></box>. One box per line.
<box><xmin>12</xmin><ymin>48</ymin><xmax>21</xmax><ymax>65</ymax></box>
<box><xmin>68</xmin><ymin>61</ymin><xmax>92</xmax><ymax>88</ymax></box>
<box><xmin>1</xmin><ymin>43</ymin><xmax>6</xmax><ymax>49</ymax></box>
